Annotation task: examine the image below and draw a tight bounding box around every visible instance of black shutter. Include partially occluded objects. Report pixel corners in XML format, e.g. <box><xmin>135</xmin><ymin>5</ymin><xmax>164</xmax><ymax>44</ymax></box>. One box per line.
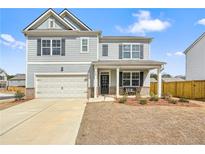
<box><xmin>37</xmin><ymin>39</ymin><xmax>41</xmax><ymax>56</ymax></box>
<box><xmin>119</xmin><ymin>44</ymin><xmax>122</xmax><ymax>59</ymax></box>
<box><xmin>61</xmin><ymin>38</ymin><xmax>65</xmax><ymax>56</ymax></box>
<box><xmin>119</xmin><ymin>72</ymin><xmax>123</xmax><ymax>86</ymax></box>
<box><xmin>140</xmin><ymin>72</ymin><xmax>144</xmax><ymax>86</ymax></box>
<box><xmin>140</xmin><ymin>44</ymin><xmax>144</xmax><ymax>59</ymax></box>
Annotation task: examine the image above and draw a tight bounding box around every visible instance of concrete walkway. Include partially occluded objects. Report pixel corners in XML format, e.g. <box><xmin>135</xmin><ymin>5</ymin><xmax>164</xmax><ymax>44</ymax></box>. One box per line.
<box><xmin>0</xmin><ymin>99</ymin><xmax>86</xmax><ymax>144</ymax></box>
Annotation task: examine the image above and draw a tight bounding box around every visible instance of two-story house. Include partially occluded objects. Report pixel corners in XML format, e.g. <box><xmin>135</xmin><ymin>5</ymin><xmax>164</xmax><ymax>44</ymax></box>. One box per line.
<box><xmin>0</xmin><ymin>68</ymin><xmax>8</xmax><ymax>89</ymax></box>
<box><xmin>23</xmin><ymin>9</ymin><xmax>165</xmax><ymax>99</ymax></box>
<box><xmin>184</xmin><ymin>32</ymin><xmax>205</xmax><ymax>80</ymax></box>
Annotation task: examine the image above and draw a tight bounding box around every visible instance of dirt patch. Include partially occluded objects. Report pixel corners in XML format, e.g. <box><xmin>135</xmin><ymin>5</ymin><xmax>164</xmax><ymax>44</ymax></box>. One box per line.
<box><xmin>76</xmin><ymin>102</ymin><xmax>205</xmax><ymax>144</ymax></box>
<box><xmin>0</xmin><ymin>99</ymin><xmax>29</xmax><ymax>110</ymax></box>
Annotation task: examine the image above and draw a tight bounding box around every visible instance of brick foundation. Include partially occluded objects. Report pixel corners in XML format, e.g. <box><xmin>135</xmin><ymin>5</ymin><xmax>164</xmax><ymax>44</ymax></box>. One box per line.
<box><xmin>26</xmin><ymin>88</ymin><xmax>35</xmax><ymax>99</ymax></box>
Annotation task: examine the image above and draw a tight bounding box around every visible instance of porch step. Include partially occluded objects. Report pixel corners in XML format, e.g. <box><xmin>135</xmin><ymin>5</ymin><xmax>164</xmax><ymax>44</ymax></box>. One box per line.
<box><xmin>88</xmin><ymin>96</ymin><xmax>116</xmax><ymax>103</ymax></box>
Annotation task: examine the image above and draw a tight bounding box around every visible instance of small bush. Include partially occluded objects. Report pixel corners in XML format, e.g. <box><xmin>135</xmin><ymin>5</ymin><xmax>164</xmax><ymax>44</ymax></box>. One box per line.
<box><xmin>178</xmin><ymin>97</ymin><xmax>189</xmax><ymax>103</ymax></box>
<box><xmin>139</xmin><ymin>99</ymin><xmax>147</xmax><ymax>105</ymax></box>
<box><xmin>119</xmin><ymin>94</ymin><xmax>127</xmax><ymax>104</ymax></box>
<box><xmin>168</xmin><ymin>99</ymin><xmax>177</xmax><ymax>104</ymax></box>
<box><xmin>149</xmin><ymin>95</ymin><xmax>159</xmax><ymax>101</ymax></box>
<box><xmin>15</xmin><ymin>90</ymin><xmax>25</xmax><ymax>101</ymax></box>
<box><xmin>163</xmin><ymin>93</ymin><xmax>172</xmax><ymax>101</ymax></box>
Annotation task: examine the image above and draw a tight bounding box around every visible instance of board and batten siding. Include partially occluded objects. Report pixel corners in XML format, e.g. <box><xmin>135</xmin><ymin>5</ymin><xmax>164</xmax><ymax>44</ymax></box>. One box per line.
<box><xmin>27</xmin><ymin>64</ymin><xmax>92</xmax><ymax>88</ymax></box>
<box><xmin>186</xmin><ymin>36</ymin><xmax>205</xmax><ymax>80</ymax></box>
<box><xmin>27</xmin><ymin>36</ymin><xmax>98</xmax><ymax>62</ymax></box>
<box><xmin>99</xmin><ymin>42</ymin><xmax>150</xmax><ymax>60</ymax></box>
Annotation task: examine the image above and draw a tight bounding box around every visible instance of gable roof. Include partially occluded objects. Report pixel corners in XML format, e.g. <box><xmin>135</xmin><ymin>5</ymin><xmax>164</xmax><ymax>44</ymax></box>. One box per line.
<box><xmin>59</xmin><ymin>9</ymin><xmax>92</xmax><ymax>31</ymax></box>
<box><xmin>9</xmin><ymin>74</ymin><xmax>25</xmax><ymax>81</ymax></box>
<box><xmin>184</xmin><ymin>32</ymin><xmax>205</xmax><ymax>54</ymax></box>
<box><xmin>23</xmin><ymin>8</ymin><xmax>75</xmax><ymax>33</ymax></box>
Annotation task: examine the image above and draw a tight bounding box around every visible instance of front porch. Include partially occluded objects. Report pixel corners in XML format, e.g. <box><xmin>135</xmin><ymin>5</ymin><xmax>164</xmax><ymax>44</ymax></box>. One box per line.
<box><xmin>92</xmin><ymin>60</ymin><xmax>165</xmax><ymax>98</ymax></box>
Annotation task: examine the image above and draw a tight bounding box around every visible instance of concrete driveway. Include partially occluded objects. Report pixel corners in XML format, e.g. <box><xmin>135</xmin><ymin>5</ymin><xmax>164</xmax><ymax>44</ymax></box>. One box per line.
<box><xmin>0</xmin><ymin>99</ymin><xmax>86</xmax><ymax>144</ymax></box>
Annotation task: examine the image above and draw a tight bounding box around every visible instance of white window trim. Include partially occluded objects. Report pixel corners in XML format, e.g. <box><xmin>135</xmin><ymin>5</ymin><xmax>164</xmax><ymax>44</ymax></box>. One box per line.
<box><xmin>122</xmin><ymin>43</ymin><xmax>142</xmax><ymax>60</ymax></box>
<box><xmin>122</xmin><ymin>71</ymin><xmax>140</xmax><ymax>87</ymax></box>
<box><xmin>41</xmin><ymin>38</ymin><xmax>61</xmax><ymax>56</ymax></box>
<box><xmin>80</xmin><ymin>37</ymin><xmax>89</xmax><ymax>53</ymax></box>
<box><xmin>48</xmin><ymin>18</ymin><xmax>55</xmax><ymax>29</ymax></box>
<box><xmin>102</xmin><ymin>44</ymin><xmax>109</xmax><ymax>57</ymax></box>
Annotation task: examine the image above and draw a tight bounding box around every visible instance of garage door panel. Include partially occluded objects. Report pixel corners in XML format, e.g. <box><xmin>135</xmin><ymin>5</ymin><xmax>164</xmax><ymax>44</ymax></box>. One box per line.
<box><xmin>36</xmin><ymin>75</ymin><xmax>87</xmax><ymax>98</ymax></box>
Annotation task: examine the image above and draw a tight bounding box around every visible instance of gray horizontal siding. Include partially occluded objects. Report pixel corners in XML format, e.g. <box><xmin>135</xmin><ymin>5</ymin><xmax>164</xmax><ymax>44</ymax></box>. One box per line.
<box><xmin>27</xmin><ymin>64</ymin><xmax>92</xmax><ymax>88</ymax></box>
<box><xmin>27</xmin><ymin>36</ymin><xmax>97</xmax><ymax>62</ymax></box>
<box><xmin>8</xmin><ymin>80</ymin><xmax>25</xmax><ymax>87</ymax></box>
<box><xmin>99</xmin><ymin>43</ymin><xmax>150</xmax><ymax>60</ymax></box>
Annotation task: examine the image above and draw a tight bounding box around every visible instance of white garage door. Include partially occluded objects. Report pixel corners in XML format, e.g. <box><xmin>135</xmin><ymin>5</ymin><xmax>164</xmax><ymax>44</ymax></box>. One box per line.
<box><xmin>36</xmin><ymin>75</ymin><xmax>87</xmax><ymax>98</ymax></box>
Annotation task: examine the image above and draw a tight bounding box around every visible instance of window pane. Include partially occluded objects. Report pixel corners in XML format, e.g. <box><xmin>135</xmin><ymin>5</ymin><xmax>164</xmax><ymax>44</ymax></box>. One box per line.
<box><xmin>52</xmin><ymin>40</ymin><xmax>60</xmax><ymax>47</ymax></box>
<box><xmin>82</xmin><ymin>46</ymin><xmax>88</xmax><ymax>52</ymax></box>
<box><xmin>132</xmin><ymin>72</ymin><xmax>139</xmax><ymax>79</ymax></box>
<box><xmin>42</xmin><ymin>48</ymin><xmax>50</xmax><ymax>55</ymax></box>
<box><xmin>82</xmin><ymin>39</ymin><xmax>88</xmax><ymax>45</ymax></box>
<box><xmin>123</xmin><ymin>80</ymin><xmax>130</xmax><ymax>86</ymax></box>
<box><xmin>52</xmin><ymin>48</ymin><xmax>60</xmax><ymax>55</ymax></box>
<box><xmin>102</xmin><ymin>44</ymin><xmax>108</xmax><ymax>56</ymax></box>
<box><xmin>132</xmin><ymin>52</ymin><xmax>140</xmax><ymax>58</ymax></box>
<box><xmin>102</xmin><ymin>50</ymin><xmax>108</xmax><ymax>56</ymax></box>
<box><xmin>123</xmin><ymin>45</ymin><xmax>131</xmax><ymax>51</ymax></box>
<box><xmin>132</xmin><ymin>45</ymin><xmax>140</xmax><ymax>51</ymax></box>
<box><xmin>42</xmin><ymin>40</ymin><xmax>50</xmax><ymax>47</ymax></box>
<box><xmin>123</xmin><ymin>52</ymin><xmax>131</xmax><ymax>58</ymax></box>
<box><xmin>56</xmin><ymin>40</ymin><xmax>60</xmax><ymax>47</ymax></box>
<box><xmin>123</xmin><ymin>73</ymin><xmax>130</xmax><ymax>79</ymax></box>
<box><xmin>132</xmin><ymin>80</ymin><xmax>139</xmax><ymax>86</ymax></box>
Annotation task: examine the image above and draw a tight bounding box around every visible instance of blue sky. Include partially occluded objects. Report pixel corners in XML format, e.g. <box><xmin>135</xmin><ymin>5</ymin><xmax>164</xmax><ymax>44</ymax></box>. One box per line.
<box><xmin>0</xmin><ymin>8</ymin><xmax>205</xmax><ymax>75</ymax></box>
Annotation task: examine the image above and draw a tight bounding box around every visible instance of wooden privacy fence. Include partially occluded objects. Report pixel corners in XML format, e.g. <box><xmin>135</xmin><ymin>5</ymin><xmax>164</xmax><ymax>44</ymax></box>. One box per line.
<box><xmin>150</xmin><ymin>80</ymin><xmax>205</xmax><ymax>99</ymax></box>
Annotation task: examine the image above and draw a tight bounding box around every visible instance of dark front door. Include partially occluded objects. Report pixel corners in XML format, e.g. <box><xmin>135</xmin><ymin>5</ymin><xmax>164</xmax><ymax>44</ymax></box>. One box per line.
<box><xmin>101</xmin><ymin>75</ymin><xmax>109</xmax><ymax>95</ymax></box>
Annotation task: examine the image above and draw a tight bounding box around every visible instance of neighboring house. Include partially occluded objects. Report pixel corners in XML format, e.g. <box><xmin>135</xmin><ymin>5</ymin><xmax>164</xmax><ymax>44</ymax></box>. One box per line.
<box><xmin>162</xmin><ymin>77</ymin><xmax>185</xmax><ymax>82</ymax></box>
<box><xmin>8</xmin><ymin>74</ymin><xmax>25</xmax><ymax>87</ymax></box>
<box><xmin>0</xmin><ymin>68</ymin><xmax>8</xmax><ymax>88</ymax></box>
<box><xmin>184</xmin><ymin>32</ymin><xmax>205</xmax><ymax>80</ymax></box>
<box><xmin>23</xmin><ymin>9</ymin><xmax>165</xmax><ymax>99</ymax></box>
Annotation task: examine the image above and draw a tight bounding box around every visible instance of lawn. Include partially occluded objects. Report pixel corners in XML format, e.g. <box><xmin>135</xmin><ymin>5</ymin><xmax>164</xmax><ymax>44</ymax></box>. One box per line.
<box><xmin>76</xmin><ymin>102</ymin><xmax>205</xmax><ymax>144</ymax></box>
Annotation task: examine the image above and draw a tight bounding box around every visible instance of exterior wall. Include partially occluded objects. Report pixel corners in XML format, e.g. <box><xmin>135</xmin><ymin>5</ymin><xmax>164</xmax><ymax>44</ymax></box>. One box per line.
<box><xmin>27</xmin><ymin>36</ymin><xmax>98</xmax><ymax>62</ymax></box>
<box><xmin>186</xmin><ymin>36</ymin><xmax>205</xmax><ymax>80</ymax></box>
<box><xmin>8</xmin><ymin>80</ymin><xmax>25</xmax><ymax>87</ymax></box>
<box><xmin>27</xmin><ymin>64</ymin><xmax>91</xmax><ymax>88</ymax></box>
<box><xmin>99</xmin><ymin>42</ymin><xmax>150</xmax><ymax>60</ymax></box>
<box><xmin>37</xmin><ymin>16</ymin><xmax>66</xmax><ymax>30</ymax></box>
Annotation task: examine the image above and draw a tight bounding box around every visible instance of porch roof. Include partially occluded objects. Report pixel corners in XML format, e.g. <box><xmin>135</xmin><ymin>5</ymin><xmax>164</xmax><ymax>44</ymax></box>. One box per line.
<box><xmin>92</xmin><ymin>60</ymin><xmax>166</xmax><ymax>69</ymax></box>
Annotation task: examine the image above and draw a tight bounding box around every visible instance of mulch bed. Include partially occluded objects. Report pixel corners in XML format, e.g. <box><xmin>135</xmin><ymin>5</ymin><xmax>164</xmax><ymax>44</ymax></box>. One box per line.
<box><xmin>0</xmin><ymin>99</ymin><xmax>29</xmax><ymax>110</ymax></box>
<box><xmin>118</xmin><ymin>98</ymin><xmax>201</xmax><ymax>107</ymax></box>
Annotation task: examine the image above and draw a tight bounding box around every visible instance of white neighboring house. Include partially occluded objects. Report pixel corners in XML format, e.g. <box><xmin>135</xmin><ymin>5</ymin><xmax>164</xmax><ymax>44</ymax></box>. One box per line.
<box><xmin>0</xmin><ymin>68</ymin><xmax>8</xmax><ymax>88</ymax></box>
<box><xmin>184</xmin><ymin>32</ymin><xmax>205</xmax><ymax>80</ymax></box>
<box><xmin>8</xmin><ymin>74</ymin><xmax>26</xmax><ymax>87</ymax></box>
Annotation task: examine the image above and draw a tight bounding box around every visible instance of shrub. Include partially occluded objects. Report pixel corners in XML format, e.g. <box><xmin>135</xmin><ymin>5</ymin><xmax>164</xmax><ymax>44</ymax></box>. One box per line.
<box><xmin>163</xmin><ymin>93</ymin><xmax>172</xmax><ymax>101</ymax></box>
<box><xmin>139</xmin><ymin>99</ymin><xmax>147</xmax><ymax>105</ymax></box>
<box><xmin>178</xmin><ymin>97</ymin><xmax>189</xmax><ymax>103</ymax></box>
<box><xmin>15</xmin><ymin>90</ymin><xmax>25</xmax><ymax>101</ymax></box>
<box><xmin>119</xmin><ymin>94</ymin><xmax>127</xmax><ymax>104</ymax></box>
<box><xmin>168</xmin><ymin>99</ymin><xmax>177</xmax><ymax>104</ymax></box>
<box><xmin>149</xmin><ymin>95</ymin><xmax>159</xmax><ymax>101</ymax></box>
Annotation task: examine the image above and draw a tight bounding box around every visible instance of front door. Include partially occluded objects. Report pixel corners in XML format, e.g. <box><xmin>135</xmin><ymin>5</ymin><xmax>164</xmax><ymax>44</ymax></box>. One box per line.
<box><xmin>101</xmin><ymin>74</ymin><xmax>109</xmax><ymax>95</ymax></box>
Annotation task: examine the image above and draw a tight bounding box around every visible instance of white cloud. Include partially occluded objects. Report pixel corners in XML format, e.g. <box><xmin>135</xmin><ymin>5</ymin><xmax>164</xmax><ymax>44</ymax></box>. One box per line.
<box><xmin>197</xmin><ymin>18</ymin><xmax>205</xmax><ymax>25</ymax></box>
<box><xmin>0</xmin><ymin>34</ymin><xmax>25</xmax><ymax>51</ymax></box>
<box><xmin>166</xmin><ymin>51</ymin><xmax>184</xmax><ymax>57</ymax></box>
<box><xmin>116</xmin><ymin>10</ymin><xmax>171</xmax><ymax>35</ymax></box>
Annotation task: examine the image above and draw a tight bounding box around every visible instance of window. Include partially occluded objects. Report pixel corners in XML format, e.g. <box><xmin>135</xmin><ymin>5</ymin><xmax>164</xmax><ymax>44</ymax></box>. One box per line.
<box><xmin>48</xmin><ymin>19</ymin><xmax>55</xmax><ymax>28</ymax></box>
<box><xmin>42</xmin><ymin>39</ymin><xmax>61</xmax><ymax>56</ymax></box>
<box><xmin>52</xmin><ymin>40</ymin><xmax>61</xmax><ymax>55</ymax></box>
<box><xmin>81</xmin><ymin>38</ymin><xmax>89</xmax><ymax>53</ymax></box>
<box><xmin>122</xmin><ymin>72</ymin><xmax>140</xmax><ymax>87</ymax></box>
<box><xmin>122</xmin><ymin>44</ymin><xmax>141</xmax><ymax>59</ymax></box>
<box><xmin>42</xmin><ymin>40</ymin><xmax>51</xmax><ymax>55</ymax></box>
<box><xmin>102</xmin><ymin>44</ymin><xmax>108</xmax><ymax>56</ymax></box>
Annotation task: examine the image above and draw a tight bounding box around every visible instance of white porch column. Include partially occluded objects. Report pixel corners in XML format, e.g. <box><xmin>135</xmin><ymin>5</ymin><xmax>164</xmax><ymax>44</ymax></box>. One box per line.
<box><xmin>94</xmin><ymin>67</ymin><xmax>98</xmax><ymax>98</ymax></box>
<box><xmin>157</xmin><ymin>68</ymin><xmax>162</xmax><ymax>97</ymax></box>
<box><xmin>116</xmin><ymin>67</ymin><xmax>120</xmax><ymax>98</ymax></box>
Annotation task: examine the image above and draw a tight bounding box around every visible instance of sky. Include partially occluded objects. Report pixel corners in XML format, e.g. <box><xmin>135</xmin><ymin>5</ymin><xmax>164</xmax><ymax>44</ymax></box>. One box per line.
<box><xmin>0</xmin><ymin>8</ymin><xmax>205</xmax><ymax>75</ymax></box>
